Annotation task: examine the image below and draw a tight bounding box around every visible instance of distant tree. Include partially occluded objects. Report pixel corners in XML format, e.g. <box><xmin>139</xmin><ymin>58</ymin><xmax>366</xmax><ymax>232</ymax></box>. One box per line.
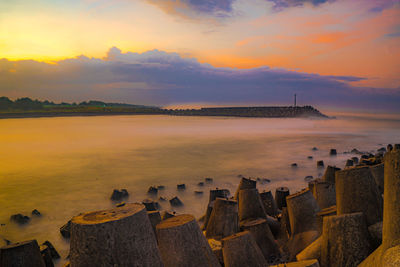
<box><xmin>14</xmin><ymin>97</ymin><xmax>43</xmax><ymax>110</ymax></box>
<box><xmin>0</xmin><ymin>97</ymin><xmax>14</xmax><ymax>110</ymax></box>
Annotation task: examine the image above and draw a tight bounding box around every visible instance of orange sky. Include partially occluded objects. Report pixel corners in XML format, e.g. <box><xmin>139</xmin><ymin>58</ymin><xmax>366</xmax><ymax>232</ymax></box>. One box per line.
<box><xmin>0</xmin><ymin>0</ymin><xmax>399</xmax><ymax>88</ymax></box>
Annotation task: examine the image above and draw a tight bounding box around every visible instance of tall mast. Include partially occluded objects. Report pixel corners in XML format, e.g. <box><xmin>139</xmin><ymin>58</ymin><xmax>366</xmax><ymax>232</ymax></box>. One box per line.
<box><xmin>294</xmin><ymin>94</ymin><xmax>297</xmax><ymax>107</ymax></box>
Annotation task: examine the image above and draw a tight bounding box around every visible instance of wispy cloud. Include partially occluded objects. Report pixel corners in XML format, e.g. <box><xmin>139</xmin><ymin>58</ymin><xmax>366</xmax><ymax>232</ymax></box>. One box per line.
<box><xmin>1</xmin><ymin>47</ymin><xmax>399</xmax><ymax>111</ymax></box>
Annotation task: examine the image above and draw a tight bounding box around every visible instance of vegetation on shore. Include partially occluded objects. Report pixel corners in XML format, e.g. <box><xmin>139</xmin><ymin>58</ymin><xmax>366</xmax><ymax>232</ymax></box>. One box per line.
<box><xmin>0</xmin><ymin>96</ymin><xmax>328</xmax><ymax>118</ymax></box>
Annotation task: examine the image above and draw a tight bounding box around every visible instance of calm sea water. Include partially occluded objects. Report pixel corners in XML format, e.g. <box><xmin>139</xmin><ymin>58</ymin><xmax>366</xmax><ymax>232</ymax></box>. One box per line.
<box><xmin>0</xmin><ymin>113</ymin><xmax>399</xmax><ymax>265</ymax></box>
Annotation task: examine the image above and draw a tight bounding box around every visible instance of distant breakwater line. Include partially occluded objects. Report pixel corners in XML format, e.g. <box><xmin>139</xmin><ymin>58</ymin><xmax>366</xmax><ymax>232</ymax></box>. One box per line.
<box><xmin>0</xmin><ymin>106</ymin><xmax>329</xmax><ymax>119</ymax></box>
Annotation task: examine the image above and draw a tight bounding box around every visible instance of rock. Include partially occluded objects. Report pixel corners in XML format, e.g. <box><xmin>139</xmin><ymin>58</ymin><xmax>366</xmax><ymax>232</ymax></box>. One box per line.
<box><xmin>157</xmin><ymin>185</ymin><xmax>165</xmax><ymax>190</ymax></box>
<box><xmin>10</xmin><ymin>214</ymin><xmax>30</xmax><ymax>225</ymax></box>
<box><xmin>70</xmin><ymin>203</ymin><xmax>163</xmax><ymax>267</ymax></box>
<box><xmin>40</xmin><ymin>244</ymin><xmax>54</xmax><ymax>267</ymax></box>
<box><xmin>169</xmin><ymin>196</ymin><xmax>183</xmax><ymax>207</ymax></box>
<box><xmin>194</xmin><ymin>191</ymin><xmax>203</xmax><ymax>195</ymax></box>
<box><xmin>161</xmin><ymin>211</ymin><xmax>176</xmax><ymax>220</ymax></box>
<box><xmin>308</xmin><ymin>156</ymin><xmax>313</xmax><ymax>159</ymax></box>
<box><xmin>221</xmin><ymin>231</ymin><xmax>267</xmax><ymax>267</ymax></box>
<box><xmin>275</xmin><ymin>186</ymin><xmax>290</xmax><ymax>209</ymax></box>
<box><xmin>345</xmin><ymin>159</ymin><xmax>353</xmax><ymax>167</ymax></box>
<box><xmin>41</xmin><ymin>241</ymin><xmax>60</xmax><ymax>259</ymax></box>
<box><xmin>142</xmin><ymin>199</ymin><xmax>159</xmax><ymax>211</ymax></box>
<box><xmin>377</xmin><ymin>147</ymin><xmax>386</xmax><ymax>153</ymax></box>
<box><xmin>317</xmin><ymin>161</ymin><xmax>324</xmax><ymax>168</ymax></box>
<box><xmin>241</xmin><ymin>218</ymin><xmax>281</xmax><ymax>263</ymax></box>
<box><xmin>0</xmin><ymin>240</ymin><xmax>46</xmax><ymax>267</ymax></box>
<box><xmin>351</xmin><ymin>148</ymin><xmax>360</xmax><ymax>154</ymax></box>
<box><xmin>262</xmin><ymin>178</ymin><xmax>271</xmax><ymax>183</ymax></box>
<box><xmin>336</xmin><ymin>166</ymin><xmax>383</xmax><ymax>226</ymax></box>
<box><xmin>291</xmin><ymin>163</ymin><xmax>298</xmax><ymax>168</ymax></box>
<box><xmin>205</xmin><ymin>177</ymin><xmax>213</xmax><ymax>183</ymax></box>
<box><xmin>206</xmin><ymin>198</ymin><xmax>239</xmax><ymax>239</ymax></box>
<box><xmin>157</xmin><ymin>214</ymin><xmax>221</xmax><ymax>267</ymax></box>
<box><xmin>352</xmin><ymin>156</ymin><xmax>359</xmax><ymax>164</ymax></box>
<box><xmin>198</xmin><ymin>182</ymin><xmax>204</xmax><ymax>186</ymax></box>
<box><xmin>329</xmin><ymin>149</ymin><xmax>337</xmax><ymax>156</ymax></box>
<box><xmin>321</xmin><ymin>212</ymin><xmax>372</xmax><ymax>267</ymax></box>
<box><xmin>177</xmin><ymin>184</ymin><xmax>186</xmax><ymax>190</ymax></box>
<box><xmin>147</xmin><ymin>186</ymin><xmax>158</xmax><ymax>195</ymax></box>
<box><xmin>234</xmin><ymin>177</ymin><xmax>257</xmax><ymax>200</ymax></box>
<box><xmin>296</xmin><ymin>236</ymin><xmax>322</xmax><ymax>263</ymax></box>
<box><xmin>260</xmin><ymin>190</ymin><xmax>279</xmax><ymax>216</ymax></box>
<box><xmin>270</xmin><ymin>259</ymin><xmax>320</xmax><ymax>267</ymax></box>
<box><xmin>238</xmin><ymin>188</ymin><xmax>267</xmax><ymax>223</ymax></box>
<box><xmin>147</xmin><ymin>210</ymin><xmax>162</xmax><ymax>234</ymax></box>
<box><xmin>368</xmin><ymin>221</ymin><xmax>383</xmax><ymax>247</ymax></box>
<box><xmin>387</xmin><ymin>144</ymin><xmax>393</xmax><ymax>151</ymax></box>
<box><xmin>110</xmin><ymin>189</ymin><xmax>129</xmax><ymax>201</ymax></box>
<box><xmin>158</xmin><ymin>196</ymin><xmax>167</xmax><ymax>202</ymax></box>
<box><xmin>312</xmin><ymin>147</ymin><xmax>318</xmax><ymax>151</ymax></box>
<box><xmin>322</xmin><ymin>166</ymin><xmax>340</xmax><ymax>184</ymax></box>
<box><xmin>60</xmin><ymin>220</ymin><xmax>71</xmax><ymax>239</ymax></box>
<box><xmin>209</xmin><ymin>188</ymin><xmax>230</xmax><ymax>202</ymax></box>
<box><xmin>116</xmin><ymin>202</ymin><xmax>125</xmax><ymax>207</ymax></box>
<box><xmin>31</xmin><ymin>209</ymin><xmax>42</xmax><ymax>216</ymax></box>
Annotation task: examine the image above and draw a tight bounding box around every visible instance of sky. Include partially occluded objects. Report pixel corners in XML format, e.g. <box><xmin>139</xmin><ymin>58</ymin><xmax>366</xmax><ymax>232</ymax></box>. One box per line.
<box><xmin>0</xmin><ymin>0</ymin><xmax>399</xmax><ymax>111</ymax></box>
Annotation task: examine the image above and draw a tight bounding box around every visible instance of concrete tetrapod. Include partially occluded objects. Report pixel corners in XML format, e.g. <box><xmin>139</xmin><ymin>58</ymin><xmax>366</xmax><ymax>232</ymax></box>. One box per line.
<box><xmin>311</xmin><ymin>180</ymin><xmax>336</xmax><ymax>209</ymax></box>
<box><xmin>260</xmin><ymin>190</ymin><xmax>279</xmax><ymax>216</ymax></box>
<box><xmin>70</xmin><ymin>203</ymin><xmax>163</xmax><ymax>267</ymax></box>
<box><xmin>209</xmin><ymin>189</ymin><xmax>230</xmax><ymax>202</ymax></box>
<box><xmin>0</xmin><ymin>240</ymin><xmax>46</xmax><ymax>267</ymax></box>
<box><xmin>369</xmin><ymin>163</ymin><xmax>384</xmax><ymax>195</ymax></box>
<box><xmin>275</xmin><ymin>187</ymin><xmax>290</xmax><ymax>209</ymax></box>
<box><xmin>241</xmin><ymin>218</ymin><xmax>281</xmax><ymax>263</ymax></box>
<box><xmin>238</xmin><ymin>188</ymin><xmax>267</xmax><ymax>223</ymax></box>
<box><xmin>206</xmin><ymin>198</ymin><xmax>239</xmax><ymax>239</ymax></box>
<box><xmin>321</xmin><ymin>212</ymin><xmax>372</xmax><ymax>267</ymax></box>
<box><xmin>221</xmin><ymin>231</ymin><xmax>267</xmax><ymax>267</ymax></box>
<box><xmin>156</xmin><ymin>214</ymin><xmax>221</xmax><ymax>267</ymax></box>
<box><xmin>359</xmin><ymin>148</ymin><xmax>400</xmax><ymax>266</ymax></box>
<box><xmin>270</xmin><ymin>259</ymin><xmax>320</xmax><ymax>267</ymax></box>
<box><xmin>234</xmin><ymin>177</ymin><xmax>256</xmax><ymax>200</ymax></box>
<box><xmin>296</xmin><ymin>236</ymin><xmax>322</xmax><ymax>263</ymax></box>
<box><xmin>322</xmin><ymin>166</ymin><xmax>340</xmax><ymax>184</ymax></box>
<box><xmin>335</xmin><ymin>165</ymin><xmax>383</xmax><ymax>226</ymax></box>
<box><xmin>286</xmin><ymin>188</ymin><xmax>320</xmax><ymax>259</ymax></box>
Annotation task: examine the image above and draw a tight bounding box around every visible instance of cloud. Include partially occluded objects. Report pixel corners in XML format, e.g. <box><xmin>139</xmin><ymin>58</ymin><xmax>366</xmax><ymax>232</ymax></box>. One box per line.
<box><xmin>0</xmin><ymin>47</ymin><xmax>399</xmax><ymax>111</ymax></box>
<box><xmin>267</xmin><ymin>0</ymin><xmax>333</xmax><ymax>11</ymax></box>
<box><xmin>146</xmin><ymin>0</ymin><xmax>235</xmax><ymax>20</ymax></box>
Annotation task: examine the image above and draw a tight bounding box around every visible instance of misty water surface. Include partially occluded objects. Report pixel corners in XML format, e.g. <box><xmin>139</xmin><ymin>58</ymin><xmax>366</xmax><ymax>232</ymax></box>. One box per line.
<box><xmin>0</xmin><ymin>113</ymin><xmax>399</xmax><ymax>266</ymax></box>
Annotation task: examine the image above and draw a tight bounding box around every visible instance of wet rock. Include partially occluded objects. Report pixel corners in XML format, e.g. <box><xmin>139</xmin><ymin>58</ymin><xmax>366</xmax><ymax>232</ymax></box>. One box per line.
<box><xmin>147</xmin><ymin>186</ymin><xmax>158</xmax><ymax>195</ymax></box>
<box><xmin>32</xmin><ymin>209</ymin><xmax>42</xmax><ymax>216</ymax></box>
<box><xmin>177</xmin><ymin>184</ymin><xmax>186</xmax><ymax>190</ymax></box>
<box><xmin>352</xmin><ymin>157</ymin><xmax>359</xmax><ymax>164</ymax></box>
<box><xmin>205</xmin><ymin>177</ymin><xmax>213</xmax><ymax>183</ymax></box>
<box><xmin>291</xmin><ymin>163</ymin><xmax>298</xmax><ymax>168</ymax></box>
<box><xmin>0</xmin><ymin>240</ymin><xmax>46</xmax><ymax>267</ymax></box>
<box><xmin>377</xmin><ymin>147</ymin><xmax>386</xmax><ymax>153</ymax></box>
<box><xmin>345</xmin><ymin>159</ymin><xmax>353</xmax><ymax>167</ymax></box>
<box><xmin>41</xmin><ymin>240</ymin><xmax>60</xmax><ymax>259</ymax></box>
<box><xmin>195</xmin><ymin>191</ymin><xmax>203</xmax><ymax>195</ymax></box>
<box><xmin>198</xmin><ymin>182</ymin><xmax>204</xmax><ymax>186</ymax></box>
<box><xmin>110</xmin><ymin>189</ymin><xmax>129</xmax><ymax>201</ymax></box>
<box><xmin>60</xmin><ymin>220</ymin><xmax>71</xmax><ymax>239</ymax></box>
<box><xmin>308</xmin><ymin>156</ymin><xmax>313</xmax><ymax>159</ymax></box>
<box><xmin>158</xmin><ymin>196</ymin><xmax>167</xmax><ymax>202</ymax></box>
<box><xmin>387</xmin><ymin>144</ymin><xmax>393</xmax><ymax>151</ymax></box>
<box><xmin>157</xmin><ymin>185</ymin><xmax>165</xmax><ymax>190</ymax></box>
<box><xmin>40</xmin><ymin>244</ymin><xmax>54</xmax><ymax>267</ymax></box>
<box><xmin>262</xmin><ymin>178</ymin><xmax>271</xmax><ymax>183</ymax></box>
<box><xmin>10</xmin><ymin>214</ymin><xmax>30</xmax><ymax>225</ymax></box>
<box><xmin>142</xmin><ymin>199</ymin><xmax>159</xmax><ymax>211</ymax></box>
<box><xmin>170</xmin><ymin>196</ymin><xmax>183</xmax><ymax>207</ymax></box>
<box><xmin>275</xmin><ymin>187</ymin><xmax>290</xmax><ymax>209</ymax></box>
<box><xmin>330</xmin><ymin>149</ymin><xmax>337</xmax><ymax>156</ymax></box>
<box><xmin>351</xmin><ymin>148</ymin><xmax>360</xmax><ymax>154</ymax></box>
<box><xmin>116</xmin><ymin>202</ymin><xmax>126</xmax><ymax>207</ymax></box>
<box><xmin>161</xmin><ymin>211</ymin><xmax>176</xmax><ymax>220</ymax></box>
<box><xmin>312</xmin><ymin>147</ymin><xmax>318</xmax><ymax>151</ymax></box>
<box><xmin>317</xmin><ymin>161</ymin><xmax>324</xmax><ymax>168</ymax></box>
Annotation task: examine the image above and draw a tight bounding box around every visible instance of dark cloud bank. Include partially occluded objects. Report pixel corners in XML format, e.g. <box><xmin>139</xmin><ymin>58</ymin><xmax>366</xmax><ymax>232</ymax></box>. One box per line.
<box><xmin>0</xmin><ymin>47</ymin><xmax>399</xmax><ymax>112</ymax></box>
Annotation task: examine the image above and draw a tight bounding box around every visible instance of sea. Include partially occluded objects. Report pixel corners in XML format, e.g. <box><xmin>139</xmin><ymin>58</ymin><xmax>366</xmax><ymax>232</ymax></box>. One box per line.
<box><xmin>0</xmin><ymin>112</ymin><xmax>399</xmax><ymax>266</ymax></box>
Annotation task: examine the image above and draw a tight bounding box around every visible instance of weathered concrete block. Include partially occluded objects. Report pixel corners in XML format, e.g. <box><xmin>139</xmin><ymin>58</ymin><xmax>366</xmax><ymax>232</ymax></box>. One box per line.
<box><xmin>0</xmin><ymin>240</ymin><xmax>46</xmax><ymax>267</ymax></box>
<box><xmin>206</xmin><ymin>198</ymin><xmax>239</xmax><ymax>239</ymax></box>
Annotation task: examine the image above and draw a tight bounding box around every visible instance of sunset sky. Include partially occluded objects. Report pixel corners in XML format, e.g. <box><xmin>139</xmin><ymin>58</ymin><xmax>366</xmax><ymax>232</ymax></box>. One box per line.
<box><xmin>1</xmin><ymin>0</ymin><xmax>399</xmax><ymax>111</ymax></box>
